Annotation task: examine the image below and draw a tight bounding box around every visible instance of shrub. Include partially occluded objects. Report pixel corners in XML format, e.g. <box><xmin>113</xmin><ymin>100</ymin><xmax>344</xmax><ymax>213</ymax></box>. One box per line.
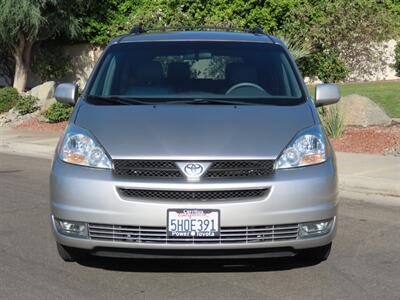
<box><xmin>0</xmin><ymin>87</ymin><xmax>19</xmax><ymax>113</ymax></box>
<box><xmin>393</xmin><ymin>42</ymin><xmax>400</xmax><ymax>76</ymax></box>
<box><xmin>43</xmin><ymin>102</ymin><xmax>73</xmax><ymax>123</ymax></box>
<box><xmin>279</xmin><ymin>35</ymin><xmax>312</xmax><ymax>61</ymax></box>
<box><xmin>31</xmin><ymin>45</ymin><xmax>73</xmax><ymax>82</ymax></box>
<box><xmin>319</xmin><ymin>104</ymin><xmax>345</xmax><ymax>139</ymax></box>
<box><xmin>15</xmin><ymin>95</ymin><xmax>39</xmax><ymax>115</ymax></box>
<box><xmin>298</xmin><ymin>52</ymin><xmax>348</xmax><ymax>83</ymax></box>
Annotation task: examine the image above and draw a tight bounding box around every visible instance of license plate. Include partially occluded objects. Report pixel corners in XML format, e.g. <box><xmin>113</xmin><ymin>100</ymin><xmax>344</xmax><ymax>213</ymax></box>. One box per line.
<box><xmin>167</xmin><ymin>209</ymin><xmax>220</xmax><ymax>237</ymax></box>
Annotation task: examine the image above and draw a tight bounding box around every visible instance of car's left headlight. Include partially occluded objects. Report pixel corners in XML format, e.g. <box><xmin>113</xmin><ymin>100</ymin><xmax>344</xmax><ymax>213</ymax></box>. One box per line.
<box><xmin>276</xmin><ymin>125</ymin><xmax>329</xmax><ymax>169</ymax></box>
<box><xmin>59</xmin><ymin>124</ymin><xmax>112</xmax><ymax>169</ymax></box>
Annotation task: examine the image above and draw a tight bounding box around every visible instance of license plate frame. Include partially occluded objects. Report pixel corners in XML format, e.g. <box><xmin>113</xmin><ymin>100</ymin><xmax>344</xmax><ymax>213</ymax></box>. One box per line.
<box><xmin>167</xmin><ymin>209</ymin><xmax>220</xmax><ymax>238</ymax></box>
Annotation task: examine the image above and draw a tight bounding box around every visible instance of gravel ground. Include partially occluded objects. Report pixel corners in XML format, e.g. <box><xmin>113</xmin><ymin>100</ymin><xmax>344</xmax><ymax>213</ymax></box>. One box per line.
<box><xmin>13</xmin><ymin>118</ymin><xmax>67</xmax><ymax>131</ymax></box>
<box><xmin>331</xmin><ymin>124</ymin><xmax>400</xmax><ymax>155</ymax></box>
<box><xmin>10</xmin><ymin>117</ymin><xmax>400</xmax><ymax>156</ymax></box>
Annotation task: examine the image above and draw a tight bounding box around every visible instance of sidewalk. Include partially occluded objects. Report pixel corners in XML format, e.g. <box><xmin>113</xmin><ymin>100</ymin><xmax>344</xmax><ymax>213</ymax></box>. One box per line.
<box><xmin>0</xmin><ymin>128</ymin><xmax>60</xmax><ymax>159</ymax></box>
<box><xmin>336</xmin><ymin>152</ymin><xmax>400</xmax><ymax>205</ymax></box>
<box><xmin>1</xmin><ymin>128</ymin><xmax>399</xmax><ymax>204</ymax></box>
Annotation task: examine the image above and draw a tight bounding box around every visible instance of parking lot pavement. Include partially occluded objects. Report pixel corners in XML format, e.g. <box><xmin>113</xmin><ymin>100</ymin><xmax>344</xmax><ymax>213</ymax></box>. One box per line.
<box><xmin>0</xmin><ymin>153</ymin><xmax>399</xmax><ymax>300</ymax></box>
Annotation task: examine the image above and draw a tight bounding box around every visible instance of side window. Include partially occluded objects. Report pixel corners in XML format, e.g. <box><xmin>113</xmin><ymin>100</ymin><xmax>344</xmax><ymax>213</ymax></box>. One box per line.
<box><xmin>279</xmin><ymin>54</ymin><xmax>302</xmax><ymax>97</ymax></box>
<box><xmin>102</xmin><ymin>57</ymin><xmax>116</xmax><ymax>96</ymax></box>
<box><xmin>89</xmin><ymin>54</ymin><xmax>116</xmax><ymax>96</ymax></box>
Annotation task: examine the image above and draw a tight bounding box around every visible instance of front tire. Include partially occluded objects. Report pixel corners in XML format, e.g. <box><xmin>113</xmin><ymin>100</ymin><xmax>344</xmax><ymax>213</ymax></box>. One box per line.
<box><xmin>56</xmin><ymin>243</ymin><xmax>88</xmax><ymax>262</ymax></box>
<box><xmin>298</xmin><ymin>243</ymin><xmax>332</xmax><ymax>262</ymax></box>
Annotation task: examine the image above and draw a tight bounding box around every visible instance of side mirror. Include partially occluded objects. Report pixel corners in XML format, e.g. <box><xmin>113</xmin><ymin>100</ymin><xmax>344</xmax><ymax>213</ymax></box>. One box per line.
<box><xmin>54</xmin><ymin>83</ymin><xmax>78</xmax><ymax>106</ymax></box>
<box><xmin>315</xmin><ymin>84</ymin><xmax>340</xmax><ymax>107</ymax></box>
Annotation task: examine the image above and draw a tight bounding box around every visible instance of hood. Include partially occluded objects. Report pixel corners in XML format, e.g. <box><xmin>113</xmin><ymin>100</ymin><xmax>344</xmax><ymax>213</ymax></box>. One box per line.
<box><xmin>75</xmin><ymin>102</ymin><xmax>315</xmax><ymax>159</ymax></box>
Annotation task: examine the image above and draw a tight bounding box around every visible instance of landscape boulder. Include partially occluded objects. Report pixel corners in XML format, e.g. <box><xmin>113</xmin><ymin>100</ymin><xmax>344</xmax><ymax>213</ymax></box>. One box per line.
<box><xmin>27</xmin><ymin>81</ymin><xmax>56</xmax><ymax>112</ymax></box>
<box><xmin>340</xmin><ymin>94</ymin><xmax>392</xmax><ymax>127</ymax></box>
<box><xmin>304</xmin><ymin>76</ymin><xmax>323</xmax><ymax>85</ymax></box>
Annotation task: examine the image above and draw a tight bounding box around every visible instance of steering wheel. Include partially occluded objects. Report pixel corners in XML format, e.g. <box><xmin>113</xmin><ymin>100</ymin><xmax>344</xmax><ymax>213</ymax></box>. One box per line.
<box><xmin>225</xmin><ymin>82</ymin><xmax>267</xmax><ymax>95</ymax></box>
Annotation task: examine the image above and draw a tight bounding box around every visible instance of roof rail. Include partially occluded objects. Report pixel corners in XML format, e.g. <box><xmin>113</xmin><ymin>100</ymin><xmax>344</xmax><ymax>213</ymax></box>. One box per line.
<box><xmin>129</xmin><ymin>25</ymin><xmax>268</xmax><ymax>36</ymax></box>
<box><xmin>130</xmin><ymin>25</ymin><xmax>146</xmax><ymax>34</ymax></box>
<box><xmin>249</xmin><ymin>26</ymin><xmax>265</xmax><ymax>34</ymax></box>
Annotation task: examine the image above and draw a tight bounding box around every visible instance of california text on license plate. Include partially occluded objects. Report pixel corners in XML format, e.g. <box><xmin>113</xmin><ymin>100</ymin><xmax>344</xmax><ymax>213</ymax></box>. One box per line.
<box><xmin>167</xmin><ymin>209</ymin><xmax>220</xmax><ymax>237</ymax></box>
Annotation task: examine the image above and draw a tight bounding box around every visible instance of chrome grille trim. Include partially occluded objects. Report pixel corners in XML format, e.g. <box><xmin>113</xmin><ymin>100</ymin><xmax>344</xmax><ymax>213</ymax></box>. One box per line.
<box><xmin>88</xmin><ymin>223</ymin><xmax>299</xmax><ymax>244</ymax></box>
<box><xmin>113</xmin><ymin>160</ymin><xmax>275</xmax><ymax>179</ymax></box>
<box><xmin>117</xmin><ymin>188</ymin><xmax>269</xmax><ymax>201</ymax></box>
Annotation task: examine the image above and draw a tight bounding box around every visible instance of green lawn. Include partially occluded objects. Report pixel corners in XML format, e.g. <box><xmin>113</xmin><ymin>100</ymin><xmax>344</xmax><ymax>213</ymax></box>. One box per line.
<box><xmin>308</xmin><ymin>81</ymin><xmax>400</xmax><ymax>118</ymax></box>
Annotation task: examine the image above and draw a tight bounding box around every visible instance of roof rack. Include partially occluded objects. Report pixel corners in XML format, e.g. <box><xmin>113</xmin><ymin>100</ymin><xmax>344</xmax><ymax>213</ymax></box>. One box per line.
<box><xmin>129</xmin><ymin>25</ymin><xmax>267</xmax><ymax>36</ymax></box>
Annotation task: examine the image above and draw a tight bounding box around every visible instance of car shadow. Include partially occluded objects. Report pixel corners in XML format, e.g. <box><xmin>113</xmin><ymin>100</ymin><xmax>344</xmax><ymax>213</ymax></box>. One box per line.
<box><xmin>77</xmin><ymin>256</ymin><xmax>322</xmax><ymax>273</ymax></box>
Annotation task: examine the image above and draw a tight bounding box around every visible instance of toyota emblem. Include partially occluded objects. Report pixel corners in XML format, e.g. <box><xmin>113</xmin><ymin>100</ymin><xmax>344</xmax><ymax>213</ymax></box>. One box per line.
<box><xmin>184</xmin><ymin>163</ymin><xmax>203</xmax><ymax>176</ymax></box>
<box><xmin>176</xmin><ymin>162</ymin><xmax>212</xmax><ymax>181</ymax></box>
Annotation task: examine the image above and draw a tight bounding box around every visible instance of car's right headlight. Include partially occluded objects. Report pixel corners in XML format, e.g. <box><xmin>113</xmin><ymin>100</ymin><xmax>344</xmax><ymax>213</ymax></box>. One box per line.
<box><xmin>59</xmin><ymin>124</ymin><xmax>112</xmax><ymax>169</ymax></box>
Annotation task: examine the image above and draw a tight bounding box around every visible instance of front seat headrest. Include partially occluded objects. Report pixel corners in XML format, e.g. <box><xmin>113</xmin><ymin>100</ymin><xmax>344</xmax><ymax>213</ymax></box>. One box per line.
<box><xmin>167</xmin><ymin>62</ymin><xmax>191</xmax><ymax>82</ymax></box>
<box><xmin>135</xmin><ymin>61</ymin><xmax>164</xmax><ymax>84</ymax></box>
<box><xmin>226</xmin><ymin>63</ymin><xmax>258</xmax><ymax>85</ymax></box>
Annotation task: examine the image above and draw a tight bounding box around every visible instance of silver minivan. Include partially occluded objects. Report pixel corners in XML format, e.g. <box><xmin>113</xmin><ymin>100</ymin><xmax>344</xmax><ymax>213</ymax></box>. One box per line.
<box><xmin>50</xmin><ymin>28</ymin><xmax>340</xmax><ymax>262</ymax></box>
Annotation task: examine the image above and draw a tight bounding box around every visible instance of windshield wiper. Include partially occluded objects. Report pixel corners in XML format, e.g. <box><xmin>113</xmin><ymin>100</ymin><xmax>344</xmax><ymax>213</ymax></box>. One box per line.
<box><xmin>86</xmin><ymin>96</ymin><xmax>255</xmax><ymax>106</ymax></box>
<box><xmin>86</xmin><ymin>95</ymin><xmax>151</xmax><ymax>105</ymax></box>
<box><xmin>164</xmin><ymin>98</ymin><xmax>253</xmax><ymax>105</ymax></box>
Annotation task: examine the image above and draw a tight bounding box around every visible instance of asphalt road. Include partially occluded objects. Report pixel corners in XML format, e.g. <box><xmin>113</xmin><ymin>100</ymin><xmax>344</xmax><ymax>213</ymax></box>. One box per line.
<box><xmin>0</xmin><ymin>153</ymin><xmax>399</xmax><ymax>300</ymax></box>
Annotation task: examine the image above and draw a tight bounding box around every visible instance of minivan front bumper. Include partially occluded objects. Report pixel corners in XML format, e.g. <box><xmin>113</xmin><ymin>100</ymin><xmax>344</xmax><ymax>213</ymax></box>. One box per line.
<box><xmin>50</xmin><ymin>156</ymin><xmax>338</xmax><ymax>254</ymax></box>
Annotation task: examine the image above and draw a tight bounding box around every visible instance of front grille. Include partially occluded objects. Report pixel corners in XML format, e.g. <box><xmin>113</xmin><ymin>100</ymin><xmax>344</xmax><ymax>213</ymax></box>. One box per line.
<box><xmin>118</xmin><ymin>188</ymin><xmax>268</xmax><ymax>201</ymax></box>
<box><xmin>206</xmin><ymin>160</ymin><xmax>275</xmax><ymax>178</ymax></box>
<box><xmin>113</xmin><ymin>160</ymin><xmax>181</xmax><ymax>178</ymax></box>
<box><xmin>88</xmin><ymin>223</ymin><xmax>299</xmax><ymax>244</ymax></box>
<box><xmin>113</xmin><ymin>160</ymin><xmax>275</xmax><ymax>179</ymax></box>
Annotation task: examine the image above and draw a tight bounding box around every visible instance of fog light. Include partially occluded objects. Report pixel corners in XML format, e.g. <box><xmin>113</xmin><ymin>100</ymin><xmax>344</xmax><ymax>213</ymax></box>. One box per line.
<box><xmin>299</xmin><ymin>219</ymin><xmax>333</xmax><ymax>239</ymax></box>
<box><xmin>54</xmin><ymin>218</ymin><xmax>88</xmax><ymax>238</ymax></box>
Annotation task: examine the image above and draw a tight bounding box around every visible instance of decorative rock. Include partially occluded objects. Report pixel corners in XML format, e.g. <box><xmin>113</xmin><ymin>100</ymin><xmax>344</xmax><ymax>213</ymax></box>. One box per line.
<box><xmin>27</xmin><ymin>81</ymin><xmax>56</xmax><ymax>112</ymax></box>
<box><xmin>0</xmin><ymin>81</ymin><xmax>57</xmax><ymax>127</ymax></box>
<box><xmin>340</xmin><ymin>94</ymin><xmax>392</xmax><ymax>127</ymax></box>
<box><xmin>304</xmin><ymin>76</ymin><xmax>323</xmax><ymax>85</ymax></box>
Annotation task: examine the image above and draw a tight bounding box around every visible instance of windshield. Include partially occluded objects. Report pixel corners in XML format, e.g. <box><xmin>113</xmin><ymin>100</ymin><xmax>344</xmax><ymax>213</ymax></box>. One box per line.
<box><xmin>88</xmin><ymin>41</ymin><xmax>304</xmax><ymax>104</ymax></box>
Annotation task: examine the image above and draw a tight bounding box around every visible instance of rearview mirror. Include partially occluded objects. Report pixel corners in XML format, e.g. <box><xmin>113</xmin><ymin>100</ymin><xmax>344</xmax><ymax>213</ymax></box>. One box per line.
<box><xmin>54</xmin><ymin>83</ymin><xmax>78</xmax><ymax>106</ymax></box>
<box><xmin>315</xmin><ymin>84</ymin><xmax>340</xmax><ymax>107</ymax></box>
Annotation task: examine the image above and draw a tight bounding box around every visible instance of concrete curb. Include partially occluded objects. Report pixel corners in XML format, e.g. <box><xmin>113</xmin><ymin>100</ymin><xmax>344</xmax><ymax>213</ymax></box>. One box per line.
<box><xmin>0</xmin><ymin>128</ymin><xmax>59</xmax><ymax>159</ymax></box>
<box><xmin>0</xmin><ymin>142</ymin><xmax>55</xmax><ymax>159</ymax></box>
<box><xmin>335</xmin><ymin>152</ymin><xmax>400</xmax><ymax>202</ymax></box>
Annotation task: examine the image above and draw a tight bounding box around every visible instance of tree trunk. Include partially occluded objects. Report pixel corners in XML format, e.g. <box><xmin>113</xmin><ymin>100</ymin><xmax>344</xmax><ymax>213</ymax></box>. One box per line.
<box><xmin>13</xmin><ymin>34</ymin><xmax>33</xmax><ymax>93</ymax></box>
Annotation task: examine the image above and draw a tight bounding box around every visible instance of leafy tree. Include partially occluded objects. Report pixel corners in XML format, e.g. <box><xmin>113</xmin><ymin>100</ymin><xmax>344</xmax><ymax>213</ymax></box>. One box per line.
<box><xmin>0</xmin><ymin>45</ymin><xmax>14</xmax><ymax>86</ymax></box>
<box><xmin>393</xmin><ymin>42</ymin><xmax>400</xmax><ymax>76</ymax></box>
<box><xmin>31</xmin><ymin>44</ymin><xmax>73</xmax><ymax>82</ymax></box>
<box><xmin>81</xmin><ymin>0</ymin><xmax>302</xmax><ymax>44</ymax></box>
<box><xmin>81</xmin><ymin>0</ymin><xmax>141</xmax><ymax>45</ymax></box>
<box><xmin>282</xmin><ymin>0</ymin><xmax>400</xmax><ymax>81</ymax></box>
<box><xmin>0</xmin><ymin>0</ymin><xmax>86</xmax><ymax>92</ymax></box>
